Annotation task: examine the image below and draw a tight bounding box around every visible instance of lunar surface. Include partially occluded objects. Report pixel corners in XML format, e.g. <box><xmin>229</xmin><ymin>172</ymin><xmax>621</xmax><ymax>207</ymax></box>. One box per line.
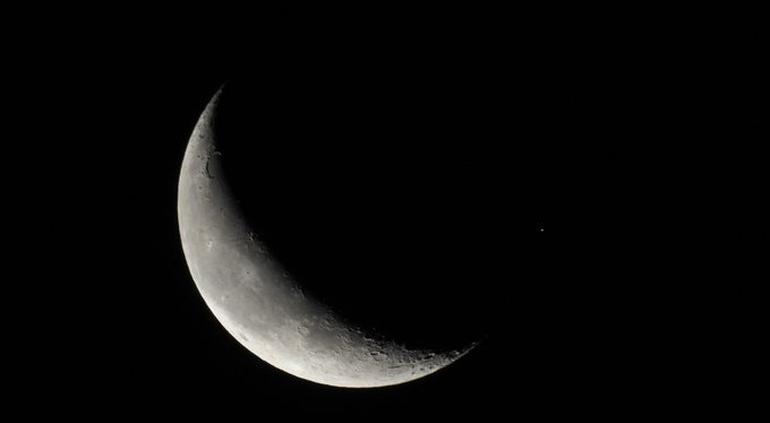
<box><xmin>178</xmin><ymin>87</ymin><xmax>477</xmax><ymax>388</ymax></box>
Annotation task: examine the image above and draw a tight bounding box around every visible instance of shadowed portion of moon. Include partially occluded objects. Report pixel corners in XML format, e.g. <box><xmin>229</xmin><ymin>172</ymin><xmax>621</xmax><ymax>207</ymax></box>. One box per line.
<box><xmin>178</xmin><ymin>81</ymin><xmax>491</xmax><ymax>387</ymax></box>
<box><xmin>212</xmin><ymin>79</ymin><xmax>502</xmax><ymax>352</ymax></box>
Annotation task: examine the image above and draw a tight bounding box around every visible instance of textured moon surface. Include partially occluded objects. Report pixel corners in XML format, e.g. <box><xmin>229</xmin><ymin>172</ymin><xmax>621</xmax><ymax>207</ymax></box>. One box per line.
<box><xmin>178</xmin><ymin>88</ymin><xmax>476</xmax><ymax>387</ymax></box>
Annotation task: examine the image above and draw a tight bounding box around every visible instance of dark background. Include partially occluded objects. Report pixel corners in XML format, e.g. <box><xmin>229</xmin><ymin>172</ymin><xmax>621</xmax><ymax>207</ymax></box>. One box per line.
<box><xmin>11</xmin><ymin>12</ymin><xmax>765</xmax><ymax>418</ymax></box>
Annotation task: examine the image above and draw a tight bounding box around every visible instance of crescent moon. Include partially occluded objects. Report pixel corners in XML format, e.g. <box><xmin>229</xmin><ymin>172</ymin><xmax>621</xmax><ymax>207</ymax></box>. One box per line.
<box><xmin>178</xmin><ymin>87</ymin><xmax>477</xmax><ymax>388</ymax></box>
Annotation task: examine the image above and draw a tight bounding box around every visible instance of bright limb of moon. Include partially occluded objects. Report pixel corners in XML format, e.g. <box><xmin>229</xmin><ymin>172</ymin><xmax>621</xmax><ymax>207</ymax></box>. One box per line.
<box><xmin>177</xmin><ymin>87</ymin><xmax>477</xmax><ymax>388</ymax></box>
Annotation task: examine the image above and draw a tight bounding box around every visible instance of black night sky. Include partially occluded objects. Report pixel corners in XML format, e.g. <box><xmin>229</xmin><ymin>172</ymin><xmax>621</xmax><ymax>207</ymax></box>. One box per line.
<box><xmin>13</xmin><ymin>13</ymin><xmax>765</xmax><ymax>418</ymax></box>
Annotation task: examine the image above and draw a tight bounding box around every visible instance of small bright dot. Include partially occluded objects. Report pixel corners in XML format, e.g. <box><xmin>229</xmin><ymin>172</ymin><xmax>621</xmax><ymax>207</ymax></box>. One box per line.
<box><xmin>540</xmin><ymin>228</ymin><xmax>544</xmax><ymax>232</ymax></box>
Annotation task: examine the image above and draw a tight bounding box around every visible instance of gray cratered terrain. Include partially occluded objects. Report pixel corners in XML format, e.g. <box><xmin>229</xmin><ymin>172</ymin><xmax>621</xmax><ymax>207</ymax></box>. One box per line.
<box><xmin>178</xmin><ymin>88</ymin><xmax>476</xmax><ymax>388</ymax></box>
